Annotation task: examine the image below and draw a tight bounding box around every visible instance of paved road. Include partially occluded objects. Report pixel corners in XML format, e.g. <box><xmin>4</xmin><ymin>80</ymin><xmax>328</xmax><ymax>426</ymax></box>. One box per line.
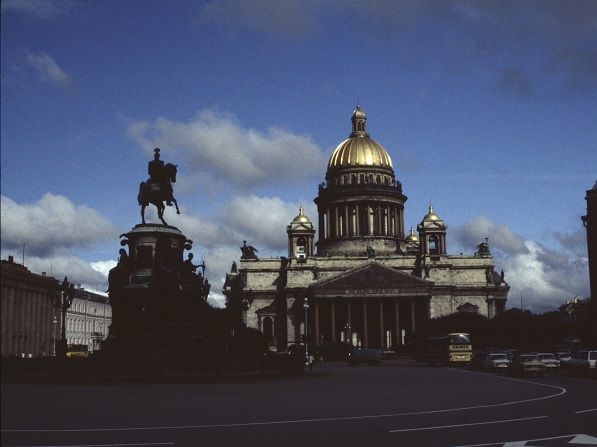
<box><xmin>2</xmin><ymin>359</ymin><xmax>596</xmax><ymax>447</ymax></box>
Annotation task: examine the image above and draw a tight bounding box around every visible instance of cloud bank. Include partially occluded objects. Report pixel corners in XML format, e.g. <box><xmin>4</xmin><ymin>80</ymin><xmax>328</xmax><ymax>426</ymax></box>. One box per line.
<box><xmin>452</xmin><ymin>216</ymin><xmax>589</xmax><ymax>313</ymax></box>
<box><xmin>127</xmin><ymin>110</ymin><xmax>325</xmax><ymax>191</ymax></box>
<box><xmin>1</xmin><ymin>193</ymin><xmax>116</xmax><ymax>257</ymax></box>
<box><xmin>1</xmin><ymin>193</ymin><xmax>118</xmax><ymax>294</ymax></box>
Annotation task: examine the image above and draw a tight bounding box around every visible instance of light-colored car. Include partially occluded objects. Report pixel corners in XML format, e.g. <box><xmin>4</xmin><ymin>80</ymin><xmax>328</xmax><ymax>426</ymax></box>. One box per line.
<box><xmin>569</xmin><ymin>350</ymin><xmax>597</xmax><ymax>371</ymax></box>
<box><xmin>537</xmin><ymin>353</ymin><xmax>560</xmax><ymax>372</ymax></box>
<box><xmin>555</xmin><ymin>351</ymin><xmax>571</xmax><ymax>365</ymax></box>
<box><xmin>347</xmin><ymin>348</ymin><xmax>382</xmax><ymax>366</ymax></box>
<box><xmin>483</xmin><ymin>353</ymin><xmax>510</xmax><ymax>370</ymax></box>
<box><xmin>508</xmin><ymin>353</ymin><xmax>545</xmax><ymax>376</ymax></box>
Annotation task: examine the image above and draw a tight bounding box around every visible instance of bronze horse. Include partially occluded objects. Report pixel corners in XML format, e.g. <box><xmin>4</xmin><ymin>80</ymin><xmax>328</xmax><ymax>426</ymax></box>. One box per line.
<box><xmin>138</xmin><ymin>163</ymin><xmax>180</xmax><ymax>225</ymax></box>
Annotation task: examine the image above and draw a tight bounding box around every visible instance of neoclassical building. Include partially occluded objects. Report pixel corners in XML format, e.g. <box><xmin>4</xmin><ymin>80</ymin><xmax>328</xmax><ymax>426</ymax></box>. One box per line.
<box><xmin>224</xmin><ymin>107</ymin><xmax>509</xmax><ymax>351</ymax></box>
<box><xmin>1</xmin><ymin>256</ymin><xmax>59</xmax><ymax>357</ymax></box>
<box><xmin>66</xmin><ymin>288</ymin><xmax>111</xmax><ymax>352</ymax></box>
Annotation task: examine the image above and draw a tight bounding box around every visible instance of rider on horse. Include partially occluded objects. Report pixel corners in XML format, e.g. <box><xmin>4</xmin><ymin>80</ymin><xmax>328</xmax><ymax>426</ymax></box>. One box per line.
<box><xmin>148</xmin><ymin>148</ymin><xmax>173</xmax><ymax>206</ymax></box>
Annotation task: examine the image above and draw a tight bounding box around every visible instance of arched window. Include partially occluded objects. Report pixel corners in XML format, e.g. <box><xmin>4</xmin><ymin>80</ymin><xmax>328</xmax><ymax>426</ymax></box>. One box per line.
<box><xmin>428</xmin><ymin>235</ymin><xmax>439</xmax><ymax>255</ymax></box>
<box><xmin>263</xmin><ymin>317</ymin><xmax>274</xmax><ymax>343</ymax></box>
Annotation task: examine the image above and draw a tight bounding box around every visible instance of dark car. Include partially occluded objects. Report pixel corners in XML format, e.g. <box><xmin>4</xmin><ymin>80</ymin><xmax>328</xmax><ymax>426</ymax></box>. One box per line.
<box><xmin>347</xmin><ymin>348</ymin><xmax>382</xmax><ymax>366</ymax></box>
<box><xmin>508</xmin><ymin>353</ymin><xmax>545</xmax><ymax>376</ymax></box>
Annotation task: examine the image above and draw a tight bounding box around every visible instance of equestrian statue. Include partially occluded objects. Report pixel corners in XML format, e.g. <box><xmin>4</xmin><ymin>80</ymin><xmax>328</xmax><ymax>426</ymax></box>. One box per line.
<box><xmin>138</xmin><ymin>147</ymin><xmax>180</xmax><ymax>225</ymax></box>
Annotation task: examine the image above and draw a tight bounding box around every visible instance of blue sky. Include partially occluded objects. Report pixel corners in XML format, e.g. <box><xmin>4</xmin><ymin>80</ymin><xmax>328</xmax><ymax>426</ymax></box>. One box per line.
<box><xmin>1</xmin><ymin>0</ymin><xmax>595</xmax><ymax>312</ymax></box>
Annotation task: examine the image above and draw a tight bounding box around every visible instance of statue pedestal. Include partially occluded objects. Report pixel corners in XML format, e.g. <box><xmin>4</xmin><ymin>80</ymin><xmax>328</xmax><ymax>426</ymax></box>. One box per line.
<box><xmin>102</xmin><ymin>224</ymin><xmax>210</xmax><ymax>368</ymax></box>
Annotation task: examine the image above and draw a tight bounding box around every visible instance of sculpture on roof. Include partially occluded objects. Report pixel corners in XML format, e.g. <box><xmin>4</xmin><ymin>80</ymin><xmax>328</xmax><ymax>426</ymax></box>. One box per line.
<box><xmin>475</xmin><ymin>238</ymin><xmax>491</xmax><ymax>257</ymax></box>
<box><xmin>240</xmin><ymin>241</ymin><xmax>258</xmax><ymax>260</ymax></box>
<box><xmin>138</xmin><ymin>148</ymin><xmax>180</xmax><ymax>225</ymax></box>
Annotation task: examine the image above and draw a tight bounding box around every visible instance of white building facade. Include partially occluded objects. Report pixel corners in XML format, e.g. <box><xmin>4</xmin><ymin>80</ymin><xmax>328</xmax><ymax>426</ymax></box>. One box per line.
<box><xmin>66</xmin><ymin>288</ymin><xmax>111</xmax><ymax>352</ymax></box>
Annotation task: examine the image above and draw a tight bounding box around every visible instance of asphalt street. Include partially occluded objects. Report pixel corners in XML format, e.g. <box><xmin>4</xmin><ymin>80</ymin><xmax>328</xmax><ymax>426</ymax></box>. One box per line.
<box><xmin>2</xmin><ymin>359</ymin><xmax>596</xmax><ymax>447</ymax></box>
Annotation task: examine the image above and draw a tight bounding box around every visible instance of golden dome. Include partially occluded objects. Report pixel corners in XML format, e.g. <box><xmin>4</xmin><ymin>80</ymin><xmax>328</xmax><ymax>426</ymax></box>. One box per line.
<box><xmin>423</xmin><ymin>204</ymin><xmax>440</xmax><ymax>222</ymax></box>
<box><xmin>406</xmin><ymin>226</ymin><xmax>419</xmax><ymax>242</ymax></box>
<box><xmin>291</xmin><ymin>206</ymin><xmax>312</xmax><ymax>225</ymax></box>
<box><xmin>327</xmin><ymin>106</ymin><xmax>392</xmax><ymax>170</ymax></box>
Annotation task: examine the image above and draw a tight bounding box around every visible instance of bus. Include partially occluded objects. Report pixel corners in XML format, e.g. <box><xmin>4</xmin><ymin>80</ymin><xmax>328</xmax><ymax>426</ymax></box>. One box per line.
<box><xmin>66</xmin><ymin>344</ymin><xmax>89</xmax><ymax>358</ymax></box>
<box><xmin>424</xmin><ymin>333</ymin><xmax>472</xmax><ymax>365</ymax></box>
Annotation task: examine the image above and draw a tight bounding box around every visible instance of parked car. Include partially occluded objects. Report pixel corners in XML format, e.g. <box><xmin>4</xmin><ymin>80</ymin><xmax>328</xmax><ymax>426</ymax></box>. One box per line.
<box><xmin>347</xmin><ymin>348</ymin><xmax>382</xmax><ymax>366</ymax></box>
<box><xmin>536</xmin><ymin>353</ymin><xmax>560</xmax><ymax>372</ymax></box>
<box><xmin>569</xmin><ymin>350</ymin><xmax>597</xmax><ymax>372</ymax></box>
<box><xmin>555</xmin><ymin>351</ymin><xmax>572</xmax><ymax>366</ymax></box>
<box><xmin>483</xmin><ymin>352</ymin><xmax>510</xmax><ymax>370</ymax></box>
<box><xmin>508</xmin><ymin>353</ymin><xmax>545</xmax><ymax>376</ymax></box>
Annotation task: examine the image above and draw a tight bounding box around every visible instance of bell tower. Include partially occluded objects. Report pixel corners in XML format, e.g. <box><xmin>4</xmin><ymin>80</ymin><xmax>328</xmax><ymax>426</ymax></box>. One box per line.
<box><xmin>417</xmin><ymin>204</ymin><xmax>447</xmax><ymax>259</ymax></box>
<box><xmin>287</xmin><ymin>207</ymin><xmax>315</xmax><ymax>262</ymax></box>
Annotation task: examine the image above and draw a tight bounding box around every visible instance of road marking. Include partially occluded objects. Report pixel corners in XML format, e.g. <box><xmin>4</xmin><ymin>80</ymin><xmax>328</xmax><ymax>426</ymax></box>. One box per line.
<box><xmin>574</xmin><ymin>408</ymin><xmax>597</xmax><ymax>414</ymax></box>
<box><xmin>453</xmin><ymin>433</ymin><xmax>597</xmax><ymax>447</ymax></box>
<box><xmin>569</xmin><ymin>434</ymin><xmax>597</xmax><ymax>444</ymax></box>
<box><xmin>12</xmin><ymin>444</ymin><xmax>174</xmax><ymax>447</ymax></box>
<box><xmin>387</xmin><ymin>415</ymin><xmax>547</xmax><ymax>433</ymax></box>
<box><xmin>3</xmin><ymin>373</ymin><xmax>566</xmax><ymax>433</ymax></box>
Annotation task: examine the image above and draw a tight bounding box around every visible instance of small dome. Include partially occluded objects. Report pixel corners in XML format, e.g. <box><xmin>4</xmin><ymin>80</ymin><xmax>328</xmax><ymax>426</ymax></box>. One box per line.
<box><xmin>406</xmin><ymin>227</ymin><xmax>419</xmax><ymax>242</ymax></box>
<box><xmin>423</xmin><ymin>204</ymin><xmax>440</xmax><ymax>222</ymax></box>
<box><xmin>352</xmin><ymin>105</ymin><xmax>366</xmax><ymax>120</ymax></box>
<box><xmin>291</xmin><ymin>207</ymin><xmax>312</xmax><ymax>226</ymax></box>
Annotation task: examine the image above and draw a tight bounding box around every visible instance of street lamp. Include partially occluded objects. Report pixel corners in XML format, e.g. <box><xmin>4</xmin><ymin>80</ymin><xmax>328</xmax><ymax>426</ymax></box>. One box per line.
<box><xmin>345</xmin><ymin>323</ymin><xmax>352</xmax><ymax>346</ymax></box>
<box><xmin>56</xmin><ymin>277</ymin><xmax>75</xmax><ymax>358</ymax></box>
<box><xmin>303</xmin><ymin>297</ymin><xmax>309</xmax><ymax>366</ymax></box>
<box><xmin>52</xmin><ymin>316</ymin><xmax>58</xmax><ymax>356</ymax></box>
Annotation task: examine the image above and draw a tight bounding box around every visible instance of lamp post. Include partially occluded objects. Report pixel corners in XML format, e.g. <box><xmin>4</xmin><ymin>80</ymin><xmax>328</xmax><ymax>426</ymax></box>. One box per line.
<box><xmin>52</xmin><ymin>315</ymin><xmax>58</xmax><ymax>356</ymax></box>
<box><xmin>56</xmin><ymin>277</ymin><xmax>75</xmax><ymax>358</ymax></box>
<box><xmin>303</xmin><ymin>297</ymin><xmax>309</xmax><ymax>366</ymax></box>
<box><xmin>345</xmin><ymin>323</ymin><xmax>352</xmax><ymax>346</ymax></box>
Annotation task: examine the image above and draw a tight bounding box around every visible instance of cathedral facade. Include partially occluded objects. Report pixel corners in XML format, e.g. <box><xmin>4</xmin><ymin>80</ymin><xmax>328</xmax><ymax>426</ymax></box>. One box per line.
<box><xmin>223</xmin><ymin>107</ymin><xmax>509</xmax><ymax>351</ymax></box>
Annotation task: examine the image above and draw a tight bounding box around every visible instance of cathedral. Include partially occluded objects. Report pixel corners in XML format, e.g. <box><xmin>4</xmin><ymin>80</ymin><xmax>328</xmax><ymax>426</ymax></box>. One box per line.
<box><xmin>223</xmin><ymin>107</ymin><xmax>509</xmax><ymax>351</ymax></box>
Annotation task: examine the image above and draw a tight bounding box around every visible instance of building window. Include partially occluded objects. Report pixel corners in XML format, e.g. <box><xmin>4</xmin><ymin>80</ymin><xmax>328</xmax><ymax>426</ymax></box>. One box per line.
<box><xmin>429</xmin><ymin>235</ymin><xmax>439</xmax><ymax>255</ymax></box>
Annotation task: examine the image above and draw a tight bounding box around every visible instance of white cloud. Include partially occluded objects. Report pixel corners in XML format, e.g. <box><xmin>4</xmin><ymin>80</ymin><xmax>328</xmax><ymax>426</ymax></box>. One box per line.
<box><xmin>451</xmin><ymin>217</ymin><xmax>589</xmax><ymax>313</ymax></box>
<box><xmin>1</xmin><ymin>0</ymin><xmax>76</xmax><ymax>19</ymax></box>
<box><xmin>127</xmin><ymin>110</ymin><xmax>325</xmax><ymax>191</ymax></box>
<box><xmin>451</xmin><ymin>216</ymin><xmax>528</xmax><ymax>255</ymax></box>
<box><xmin>25</xmin><ymin>52</ymin><xmax>73</xmax><ymax>91</ymax></box>
<box><xmin>1</xmin><ymin>193</ymin><xmax>117</xmax><ymax>257</ymax></box>
<box><xmin>90</xmin><ymin>260</ymin><xmax>117</xmax><ymax>278</ymax></box>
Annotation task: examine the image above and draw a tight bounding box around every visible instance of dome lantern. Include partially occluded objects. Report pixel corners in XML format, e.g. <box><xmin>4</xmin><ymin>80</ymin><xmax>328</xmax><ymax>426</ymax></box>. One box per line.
<box><xmin>350</xmin><ymin>105</ymin><xmax>368</xmax><ymax>137</ymax></box>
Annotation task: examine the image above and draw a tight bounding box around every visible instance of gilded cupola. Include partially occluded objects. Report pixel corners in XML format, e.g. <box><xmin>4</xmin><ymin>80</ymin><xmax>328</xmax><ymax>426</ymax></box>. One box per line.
<box><xmin>327</xmin><ymin>106</ymin><xmax>393</xmax><ymax>172</ymax></box>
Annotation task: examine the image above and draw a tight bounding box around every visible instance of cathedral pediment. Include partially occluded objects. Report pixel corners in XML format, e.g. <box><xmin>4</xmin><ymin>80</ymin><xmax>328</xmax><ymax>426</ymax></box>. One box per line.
<box><xmin>311</xmin><ymin>261</ymin><xmax>432</xmax><ymax>295</ymax></box>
